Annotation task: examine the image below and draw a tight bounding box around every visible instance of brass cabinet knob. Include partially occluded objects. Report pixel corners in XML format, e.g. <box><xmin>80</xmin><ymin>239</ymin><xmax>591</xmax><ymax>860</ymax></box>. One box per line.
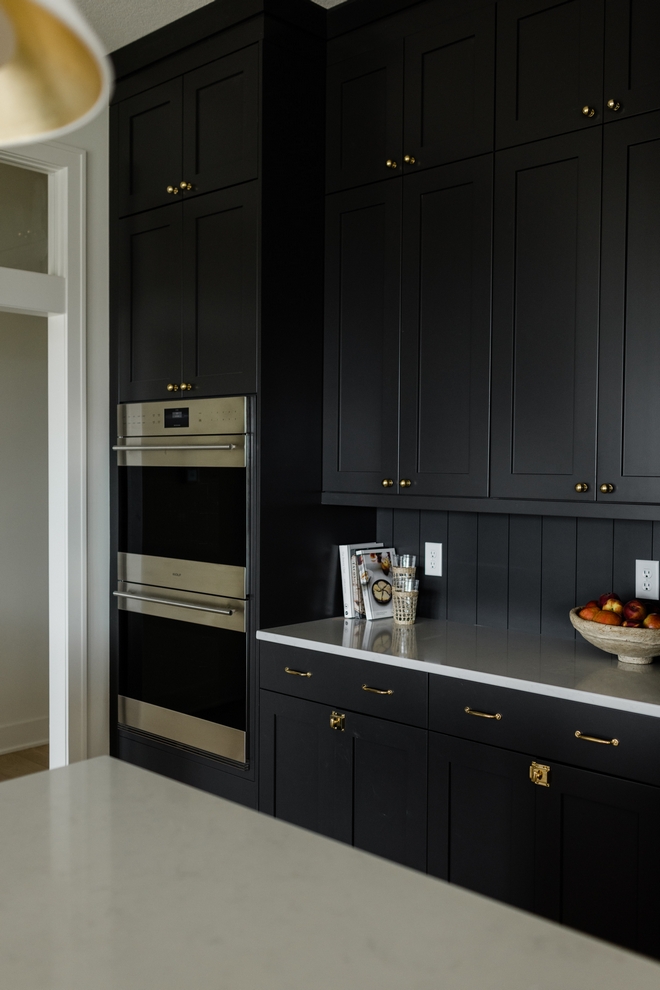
<box><xmin>582</xmin><ymin>105</ymin><xmax>596</xmax><ymax>117</ymax></box>
<box><xmin>599</xmin><ymin>483</ymin><xmax>615</xmax><ymax>494</ymax></box>
<box><xmin>179</xmin><ymin>181</ymin><xmax>192</xmax><ymax>190</ymax></box>
<box><xmin>606</xmin><ymin>99</ymin><xmax>621</xmax><ymax>112</ymax></box>
<box><xmin>403</xmin><ymin>155</ymin><xmax>416</xmax><ymax>164</ymax></box>
<box><xmin>166</xmin><ymin>383</ymin><xmax>179</xmax><ymax>392</ymax></box>
<box><xmin>180</xmin><ymin>383</ymin><xmax>193</xmax><ymax>391</ymax></box>
<box><xmin>399</xmin><ymin>479</ymin><xmax>412</xmax><ymax>488</ymax></box>
<box><xmin>166</xmin><ymin>185</ymin><xmax>179</xmax><ymax>194</ymax></box>
<box><xmin>385</xmin><ymin>159</ymin><xmax>398</xmax><ymax>169</ymax></box>
<box><xmin>574</xmin><ymin>482</ymin><xmax>589</xmax><ymax>493</ymax></box>
<box><xmin>381</xmin><ymin>478</ymin><xmax>394</xmax><ymax>487</ymax></box>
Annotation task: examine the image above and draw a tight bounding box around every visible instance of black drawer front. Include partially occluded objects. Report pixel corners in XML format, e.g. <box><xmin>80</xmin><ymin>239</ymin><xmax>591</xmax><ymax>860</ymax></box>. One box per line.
<box><xmin>429</xmin><ymin>675</ymin><xmax>660</xmax><ymax>788</ymax></box>
<box><xmin>259</xmin><ymin>641</ymin><xmax>428</xmax><ymax>728</ymax></box>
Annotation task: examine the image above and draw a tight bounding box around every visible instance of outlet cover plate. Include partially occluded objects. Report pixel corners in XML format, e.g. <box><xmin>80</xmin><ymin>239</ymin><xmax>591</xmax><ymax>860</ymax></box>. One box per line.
<box><xmin>425</xmin><ymin>542</ymin><xmax>442</xmax><ymax>577</ymax></box>
<box><xmin>635</xmin><ymin>559</ymin><xmax>659</xmax><ymax>600</ymax></box>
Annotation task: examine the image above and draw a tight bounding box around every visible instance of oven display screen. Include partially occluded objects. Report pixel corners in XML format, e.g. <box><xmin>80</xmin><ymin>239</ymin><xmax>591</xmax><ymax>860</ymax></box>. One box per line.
<box><xmin>164</xmin><ymin>408</ymin><xmax>189</xmax><ymax>428</ymax></box>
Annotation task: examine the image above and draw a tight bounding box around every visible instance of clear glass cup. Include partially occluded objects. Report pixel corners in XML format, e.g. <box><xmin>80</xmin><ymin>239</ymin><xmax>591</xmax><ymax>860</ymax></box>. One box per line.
<box><xmin>392</xmin><ymin>554</ymin><xmax>416</xmax><ymax>580</ymax></box>
<box><xmin>392</xmin><ymin>577</ymin><xmax>419</xmax><ymax>625</ymax></box>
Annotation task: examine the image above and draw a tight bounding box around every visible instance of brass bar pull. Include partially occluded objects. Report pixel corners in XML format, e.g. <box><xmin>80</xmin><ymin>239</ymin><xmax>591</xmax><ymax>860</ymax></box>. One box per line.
<box><xmin>284</xmin><ymin>666</ymin><xmax>312</xmax><ymax>678</ymax></box>
<box><xmin>362</xmin><ymin>684</ymin><xmax>393</xmax><ymax>695</ymax></box>
<box><xmin>465</xmin><ymin>706</ymin><xmax>501</xmax><ymax>720</ymax></box>
<box><xmin>575</xmin><ymin>731</ymin><xmax>619</xmax><ymax>746</ymax></box>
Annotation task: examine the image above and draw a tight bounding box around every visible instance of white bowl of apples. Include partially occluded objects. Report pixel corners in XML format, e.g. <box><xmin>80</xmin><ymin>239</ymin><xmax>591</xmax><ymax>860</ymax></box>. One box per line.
<box><xmin>570</xmin><ymin>594</ymin><xmax>660</xmax><ymax>664</ymax></box>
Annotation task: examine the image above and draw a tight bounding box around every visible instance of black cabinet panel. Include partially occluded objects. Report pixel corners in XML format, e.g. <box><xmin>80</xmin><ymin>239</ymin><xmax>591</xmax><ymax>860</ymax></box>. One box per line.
<box><xmin>605</xmin><ymin>0</ymin><xmax>660</xmax><ymax>120</ymax></box>
<box><xmin>323</xmin><ymin>181</ymin><xmax>401</xmax><ymax>493</ymax></box>
<box><xmin>428</xmin><ymin>733</ymin><xmax>535</xmax><ymax>909</ymax></box>
<box><xmin>117</xmin><ymin>204</ymin><xmax>183</xmax><ymax>402</ymax></box>
<box><xmin>399</xmin><ymin>156</ymin><xmax>492</xmax><ymax>497</ymax></box>
<box><xmin>183</xmin><ymin>44</ymin><xmax>259</xmax><ymax>197</ymax></box>
<box><xmin>496</xmin><ymin>0</ymin><xmax>604</xmax><ymax>149</ymax></box>
<box><xmin>182</xmin><ymin>182</ymin><xmax>258</xmax><ymax>396</ymax></box>
<box><xmin>535</xmin><ymin>761</ymin><xmax>660</xmax><ymax>955</ymax></box>
<box><xmin>116</xmin><ymin>79</ymin><xmax>183</xmax><ymax>217</ymax></box>
<box><xmin>404</xmin><ymin>6</ymin><xmax>495</xmax><ymax>171</ymax></box>
<box><xmin>598</xmin><ymin>111</ymin><xmax>660</xmax><ymax>501</ymax></box>
<box><xmin>326</xmin><ymin>44</ymin><xmax>403</xmax><ymax>192</ymax></box>
<box><xmin>490</xmin><ymin>130</ymin><xmax>601</xmax><ymax>500</ymax></box>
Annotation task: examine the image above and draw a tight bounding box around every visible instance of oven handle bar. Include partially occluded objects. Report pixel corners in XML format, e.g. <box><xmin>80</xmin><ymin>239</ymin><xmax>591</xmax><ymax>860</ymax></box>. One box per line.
<box><xmin>112</xmin><ymin>444</ymin><xmax>236</xmax><ymax>451</ymax></box>
<box><xmin>113</xmin><ymin>590</ymin><xmax>234</xmax><ymax>615</ymax></box>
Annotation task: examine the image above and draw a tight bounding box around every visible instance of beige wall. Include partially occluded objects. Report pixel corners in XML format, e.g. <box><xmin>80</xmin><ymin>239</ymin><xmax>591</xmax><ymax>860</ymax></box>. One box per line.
<box><xmin>0</xmin><ymin>312</ymin><xmax>49</xmax><ymax>753</ymax></box>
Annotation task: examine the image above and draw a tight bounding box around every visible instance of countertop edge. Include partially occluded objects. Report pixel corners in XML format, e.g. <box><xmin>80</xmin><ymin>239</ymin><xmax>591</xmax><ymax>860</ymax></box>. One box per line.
<box><xmin>256</xmin><ymin>629</ymin><xmax>660</xmax><ymax>719</ymax></box>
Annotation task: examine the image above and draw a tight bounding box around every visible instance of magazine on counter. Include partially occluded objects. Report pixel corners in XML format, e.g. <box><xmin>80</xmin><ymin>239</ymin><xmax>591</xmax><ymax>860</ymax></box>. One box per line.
<box><xmin>338</xmin><ymin>542</ymin><xmax>383</xmax><ymax>617</ymax></box>
<box><xmin>355</xmin><ymin>548</ymin><xmax>395</xmax><ymax>620</ymax></box>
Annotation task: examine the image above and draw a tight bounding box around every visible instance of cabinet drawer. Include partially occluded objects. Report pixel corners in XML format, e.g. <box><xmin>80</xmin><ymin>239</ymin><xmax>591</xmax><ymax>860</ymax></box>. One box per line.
<box><xmin>429</xmin><ymin>675</ymin><xmax>660</xmax><ymax>788</ymax></box>
<box><xmin>259</xmin><ymin>642</ymin><xmax>427</xmax><ymax>728</ymax></box>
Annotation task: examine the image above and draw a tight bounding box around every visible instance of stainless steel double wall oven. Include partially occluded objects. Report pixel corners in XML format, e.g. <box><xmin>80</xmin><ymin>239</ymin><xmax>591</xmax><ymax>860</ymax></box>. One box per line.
<box><xmin>114</xmin><ymin>396</ymin><xmax>251</xmax><ymax>763</ymax></box>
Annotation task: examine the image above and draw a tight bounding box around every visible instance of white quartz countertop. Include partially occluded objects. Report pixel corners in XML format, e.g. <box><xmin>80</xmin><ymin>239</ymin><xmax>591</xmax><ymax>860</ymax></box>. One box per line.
<box><xmin>3</xmin><ymin>756</ymin><xmax>660</xmax><ymax>989</ymax></box>
<box><xmin>257</xmin><ymin>616</ymin><xmax>660</xmax><ymax>717</ymax></box>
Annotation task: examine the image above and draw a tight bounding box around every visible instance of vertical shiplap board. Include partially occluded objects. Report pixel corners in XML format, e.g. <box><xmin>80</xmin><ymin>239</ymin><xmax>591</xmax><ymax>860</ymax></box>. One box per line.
<box><xmin>613</xmin><ymin>519</ymin><xmax>653</xmax><ymax>601</ymax></box>
<box><xmin>476</xmin><ymin>514</ymin><xmax>509</xmax><ymax>628</ymax></box>
<box><xmin>376</xmin><ymin>509</ymin><xmax>394</xmax><ymax>547</ymax></box>
<box><xmin>392</xmin><ymin>509</ymin><xmax>420</xmax><ymax>558</ymax></box>
<box><xmin>575</xmin><ymin>518</ymin><xmax>614</xmax><ymax>605</ymax></box>
<box><xmin>541</xmin><ymin>516</ymin><xmax>577</xmax><ymax>638</ymax></box>
<box><xmin>447</xmin><ymin>513</ymin><xmax>478</xmax><ymax>624</ymax></box>
<box><xmin>508</xmin><ymin>516</ymin><xmax>542</xmax><ymax>633</ymax></box>
<box><xmin>419</xmin><ymin>510</ymin><xmax>448</xmax><ymax>619</ymax></box>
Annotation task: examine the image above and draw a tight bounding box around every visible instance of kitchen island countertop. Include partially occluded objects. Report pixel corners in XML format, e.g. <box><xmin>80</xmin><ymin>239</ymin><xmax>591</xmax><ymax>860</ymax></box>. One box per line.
<box><xmin>257</xmin><ymin>616</ymin><xmax>660</xmax><ymax>717</ymax></box>
<box><xmin>2</xmin><ymin>755</ymin><xmax>660</xmax><ymax>990</ymax></box>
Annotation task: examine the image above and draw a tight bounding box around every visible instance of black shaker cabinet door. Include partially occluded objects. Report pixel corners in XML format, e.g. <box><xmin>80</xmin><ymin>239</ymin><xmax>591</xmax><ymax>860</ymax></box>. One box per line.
<box><xmin>496</xmin><ymin>0</ymin><xmax>604</xmax><ymax>149</ymax></box>
<box><xmin>403</xmin><ymin>6</ymin><xmax>495</xmax><ymax>172</ymax></box>
<box><xmin>490</xmin><ymin>130</ymin><xmax>601</xmax><ymax>501</ymax></box>
<box><xmin>534</xmin><ymin>760</ymin><xmax>660</xmax><ymax>956</ymax></box>
<box><xmin>428</xmin><ymin>733</ymin><xmax>535</xmax><ymax>910</ymax></box>
<box><xmin>326</xmin><ymin>43</ymin><xmax>403</xmax><ymax>192</ymax></box>
<box><xmin>117</xmin><ymin>204</ymin><xmax>183</xmax><ymax>402</ymax></box>
<box><xmin>181</xmin><ymin>182</ymin><xmax>258</xmax><ymax>397</ymax></box>
<box><xmin>597</xmin><ymin>111</ymin><xmax>660</xmax><ymax>502</ymax></box>
<box><xmin>399</xmin><ymin>156</ymin><xmax>492</xmax><ymax>497</ymax></box>
<box><xmin>116</xmin><ymin>79</ymin><xmax>183</xmax><ymax>217</ymax></box>
<box><xmin>182</xmin><ymin>44</ymin><xmax>259</xmax><ymax>198</ymax></box>
<box><xmin>323</xmin><ymin>181</ymin><xmax>401</xmax><ymax>494</ymax></box>
<box><xmin>604</xmin><ymin>0</ymin><xmax>660</xmax><ymax>121</ymax></box>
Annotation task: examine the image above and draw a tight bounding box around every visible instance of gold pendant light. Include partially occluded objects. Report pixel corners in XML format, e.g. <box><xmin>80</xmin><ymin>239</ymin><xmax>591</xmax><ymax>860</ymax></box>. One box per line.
<box><xmin>0</xmin><ymin>0</ymin><xmax>111</xmax><ymax>147</ymax></box>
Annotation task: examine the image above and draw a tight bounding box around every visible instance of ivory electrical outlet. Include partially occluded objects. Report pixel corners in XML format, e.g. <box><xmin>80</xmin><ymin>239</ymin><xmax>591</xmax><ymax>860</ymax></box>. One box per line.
<box><xmin>425</xmin><ymin>542</ymin><xmax>442</xmax><ymax>577</ymax></box>
<box><xmin>635</xmin><ymin>560</ymin><xmax>659</xmax><ymax>600</ymax></box>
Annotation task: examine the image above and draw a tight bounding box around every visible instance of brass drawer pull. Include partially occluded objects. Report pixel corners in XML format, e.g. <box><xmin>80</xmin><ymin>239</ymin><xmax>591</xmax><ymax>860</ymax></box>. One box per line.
<box><xmin>575</xmin><ymin>730</ymin><xmax>618</xmax><ymax>746</ymax></box>
<box><xmin>284</xmin><ymin>666</ymin><xmax>312</xmax><ymax>678</ymax></box>
<box><xmin>362</xmin><ymin>684</ymin><xmax>394</xmax><ymax>696</ymax></box>
<box><xmin>465</xmin><ymin>706</ymin><xmax>501</xmax><ymax>720</ymax></box>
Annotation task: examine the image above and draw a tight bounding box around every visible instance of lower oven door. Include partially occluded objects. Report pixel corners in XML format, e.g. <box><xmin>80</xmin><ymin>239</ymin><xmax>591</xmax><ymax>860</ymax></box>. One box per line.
<box><xmin>116</xmin><ymin>582</ymin><xmax>247</xmax><ymax>763</ymax></box>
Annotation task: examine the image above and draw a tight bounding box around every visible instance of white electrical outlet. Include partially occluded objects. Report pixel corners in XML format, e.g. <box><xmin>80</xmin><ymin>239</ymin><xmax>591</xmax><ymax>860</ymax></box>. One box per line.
<box><xmin>425</xmin><ymin>542</ymin><xmax>442</xmax><ymax>577</ymax></box>
<box><xmin>635</xmin><ymin>559</ymin><xmax>659</xmax><ymax>600</ymax></box>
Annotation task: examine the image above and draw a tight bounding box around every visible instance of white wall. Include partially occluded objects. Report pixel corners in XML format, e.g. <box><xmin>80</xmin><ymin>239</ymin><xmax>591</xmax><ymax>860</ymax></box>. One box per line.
<box><xmin>0</xmin><ymin>312</ymin><xmax>49</xmax><ymax>753</ymax></box>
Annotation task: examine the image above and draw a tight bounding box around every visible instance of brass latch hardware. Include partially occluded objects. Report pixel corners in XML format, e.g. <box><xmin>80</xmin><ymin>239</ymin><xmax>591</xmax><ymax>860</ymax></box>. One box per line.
<box><xmin>529</xmin><ymin>762</ymin><xmax>550</xmax><ymax>787</ymax></box>
<box><xmin>330</xmin><ymin>711</ymin><xmax>345</xmax><ymax>731</ymax></box>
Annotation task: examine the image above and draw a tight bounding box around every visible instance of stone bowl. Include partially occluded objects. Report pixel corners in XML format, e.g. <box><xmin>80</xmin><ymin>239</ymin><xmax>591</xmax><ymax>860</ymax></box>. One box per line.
<box><xmin>569</xmin><ymin>607</ymin><xmax>660</xmax><ymax>664</ymax></box>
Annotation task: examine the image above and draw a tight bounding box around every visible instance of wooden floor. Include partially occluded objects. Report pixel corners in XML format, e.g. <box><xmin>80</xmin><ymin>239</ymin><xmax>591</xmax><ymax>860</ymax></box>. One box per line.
<box><xmin>0</xmin><ymin>746</ymin><xmax>49</xmax><ymax>782</ymax></box>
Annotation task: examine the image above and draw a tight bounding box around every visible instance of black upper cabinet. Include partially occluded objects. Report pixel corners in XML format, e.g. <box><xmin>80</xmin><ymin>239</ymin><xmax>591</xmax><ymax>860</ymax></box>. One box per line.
<box><xmin>326</xmin><ymin>43</ymin><xmax>403</xmax><ymax>192</ymax></box>
<box><xmin>323</xmin><ymin>180</ymin><xmax>401</xmax><ymax>494</ymax></box>
<box><xmin>604</xmin><ymin>0</ymin><xmax>660</xmax><ymax>120</ymax></box>
<box><xmin>490</xmin><ymin>129</ymin><xmax>602</xmax><ymax>501</ymax></box>
<box><xmin>326</xmin><ymin>7</ymin><xmax>495</xmax><ymax>193</ymax></box>
<box><xmin>597</xmin><ymin>110</ymin><xmax>660</xmax><ymax>502</ymax></box>
<box><xmin>399</xmin><ymin>156</ymin><xmax>493</xmax><ymax>497</ymax></box>
<box><xmin>116</xmin><ymin>44</ymin><xmax>259</xmax><ymax>217</ymax></box>
<box><xmin>496</xmin><ymin>0</ymin><xmax>604</xmax><ymax>149</ymax></box>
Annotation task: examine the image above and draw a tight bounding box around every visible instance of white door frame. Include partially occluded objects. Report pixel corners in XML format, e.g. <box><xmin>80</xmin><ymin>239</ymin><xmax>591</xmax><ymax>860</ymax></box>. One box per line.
<box><xmin>0</xmin><ymin>142</ymin><xmax>87</xmax><ymax>768</ymax></box>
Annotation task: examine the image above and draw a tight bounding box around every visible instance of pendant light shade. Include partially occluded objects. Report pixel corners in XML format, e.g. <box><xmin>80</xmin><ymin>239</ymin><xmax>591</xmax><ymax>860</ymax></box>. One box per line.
<box><xmin>0</xmin><ymin>0</ymin><xmax>112</xmax><ymax>147</ymax></box>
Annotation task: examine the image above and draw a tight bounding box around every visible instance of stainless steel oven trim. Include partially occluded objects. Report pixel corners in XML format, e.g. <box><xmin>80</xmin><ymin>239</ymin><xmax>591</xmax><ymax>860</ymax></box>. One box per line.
<box><xmin>113</xmin><ymin>444</ymin><xmax>236</xmax><ymax>451</ymax></box>
<box><xmin>118</xmin><ymin>696</ymin><xmax>246</xmax><ymax>763</ymax></box>
<box><xmin>117</xmin><ymin>581</ymin><xmax>246</xmax><ymax>632</ymax></box>
<box><xmin>118</xmin><ymin>396</ymin><xmax>247</xmax><ymax>438</ymax></box>
<box><xmin>114</xmin><ymin>591</ymin><xmax>234</xmax><ymax>615</ymax></box>
<box><xmin>118</xmin><ymin>553</ymin><xmax>246</xmax><ymax>600</ymax></box>
<box><xmin>114</xmin><ymin>434</ymin><xmax>246</xmax><ymax>468</ymax></box>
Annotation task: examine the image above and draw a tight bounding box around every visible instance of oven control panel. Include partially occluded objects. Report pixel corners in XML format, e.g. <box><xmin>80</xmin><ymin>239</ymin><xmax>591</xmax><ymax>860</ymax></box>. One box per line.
<box><xmin>118</xmin><ymin>396</ymin><xmax>247</xmax><ymax>437</ymax></box>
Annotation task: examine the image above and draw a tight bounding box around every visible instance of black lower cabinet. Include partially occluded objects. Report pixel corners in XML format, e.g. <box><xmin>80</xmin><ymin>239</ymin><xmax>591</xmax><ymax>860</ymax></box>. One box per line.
<box><xmin>428</xmin><ymin>733</ymin><xmax>535</xmax><ymax>910</ymax></box>
<box><xmin>259</xmin><ymin>690</ymin><xmax>427</xmax><ymax>870</ymax></box>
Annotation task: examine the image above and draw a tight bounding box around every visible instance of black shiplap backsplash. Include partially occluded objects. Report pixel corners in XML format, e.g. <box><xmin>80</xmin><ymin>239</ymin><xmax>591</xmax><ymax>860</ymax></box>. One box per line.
<box><xmin>377</xmin><ymin>509</ymin><xmax>660</xmax><ymax>640</ymax></box>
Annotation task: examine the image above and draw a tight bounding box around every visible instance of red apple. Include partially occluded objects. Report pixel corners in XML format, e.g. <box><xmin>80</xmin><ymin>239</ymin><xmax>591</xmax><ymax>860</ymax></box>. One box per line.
<box><xmin>623</xmin><ymin>620</ymin><xmax>642</xmax><ymax>628</ymax></box>
<box><xmin>623</xmin><ymin>599</ymin><xmax>647</xmax><ymax>623</ymax></box>
<box><xmin>602</xmin><ymin>598</ymin><xmax>624</xmax><ymax>614</ymax></box>
<box><xmin>579</xmin><ymin>605</ymin><xmax>600</xmax><ymax>620</ymax></box>
<box><xmin>593</xmin><ymin>610</ymin><xmax>622</xmax><ymax>625</ymax></box>
<box><xmin>643</xmin><ymin>613</ymin><xmax>660</xmax><ymax>629</ymax></box>
<box><xmin>599</xmin><ymin>592</ymin><xmax>621</xmax><ymax>608</ymax></box>
<box><xmin>585</xmin><ymin>600</ymin><xmax>599</xmax><ymax>608</ymax></box>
